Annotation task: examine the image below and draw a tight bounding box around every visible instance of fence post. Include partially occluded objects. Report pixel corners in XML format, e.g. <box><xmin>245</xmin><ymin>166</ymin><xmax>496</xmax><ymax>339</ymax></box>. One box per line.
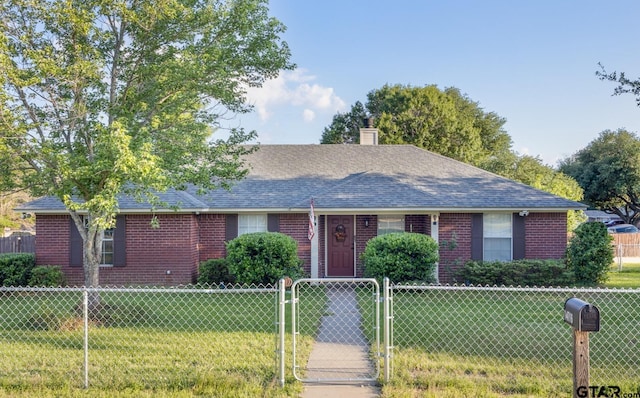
<box><xmin>618</xmin><ymin>244</ymin><xmax>623</xmax><ymax>272</ymax></box>
<box><xmin>83</xmin><ymin>288</ymin><xmax>89</xmax><ymax>389</ymax></box>
<box><xmin>278</xmin><ymin>279</ymin><xmax>286</xmax><ymax>387</ymax></box>
<box><xmin>383</xmin><ymin>277</ymin><xmax>391</xmax><ymax>383</ymax></box>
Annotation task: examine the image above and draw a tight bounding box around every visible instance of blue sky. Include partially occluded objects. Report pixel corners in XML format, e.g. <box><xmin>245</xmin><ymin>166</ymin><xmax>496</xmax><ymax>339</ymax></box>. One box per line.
<box><xmin>226</xmin><ymin>0</ymin><xmax>640</xmax><ymax>167</ymax></box>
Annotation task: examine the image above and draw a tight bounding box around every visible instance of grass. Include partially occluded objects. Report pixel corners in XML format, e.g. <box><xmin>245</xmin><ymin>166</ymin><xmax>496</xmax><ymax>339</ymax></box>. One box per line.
<box><xmin>0</xmin><ymin>287</ymin><xmax>316</xmax><ymax>398</ymax></box>
<box><xmin>2</xmin><ymin>277</ymin><xmax>639</xmax><ymax>398</ymax></box>
<box><xmin>605</xmin><ymin>262</ymin><xmax>640</xmax><ymax>288</ymax></box>
<box><xmin>375</xmin><ymin>285</ymin><xmax>640</xmax><ymax>397</ymax></box>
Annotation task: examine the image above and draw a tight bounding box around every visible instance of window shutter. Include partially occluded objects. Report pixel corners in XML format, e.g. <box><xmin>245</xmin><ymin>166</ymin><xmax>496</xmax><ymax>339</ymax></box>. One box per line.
<box><xmin>113</xmin><ymin>216</ymin><xmax>126</xmax><ymax>267</ymax></box>
<box><xmin>69</xmin><ymin>218</ymin><xmax>83</xmax><ymax>267</ymax></box>
<box><xmin>267</xmin><ymin>214</ymin><xmax>280</xmax><ymax>232</ymax></box>
<box><xmin>471</xmin><ymin>214</ymin><xmax>483</xmax><ymax>261</ymax></box>
<box><xmin>512</xmin><ymin>213</ymin><xmax>526</xmax><ymax>260</ymax></box>
<box><xmin>225</xmin><ymin>214</ymin><xmax>238</xmax><ymax>241</ymax></box>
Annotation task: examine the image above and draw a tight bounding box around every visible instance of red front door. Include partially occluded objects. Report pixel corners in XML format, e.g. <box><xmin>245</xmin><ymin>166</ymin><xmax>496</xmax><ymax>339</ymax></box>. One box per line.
<box><xmin>327</xmin><ymin>215</ymin><xmax>354</xmax><ymax>277</ymax></box>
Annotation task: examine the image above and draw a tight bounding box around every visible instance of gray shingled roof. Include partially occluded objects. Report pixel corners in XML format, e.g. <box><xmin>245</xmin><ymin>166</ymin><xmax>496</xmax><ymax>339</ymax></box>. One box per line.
<box><xmin>19</xmin><ymin>144</ymin><xmax>585</xmax><ymax>213</ymax></box>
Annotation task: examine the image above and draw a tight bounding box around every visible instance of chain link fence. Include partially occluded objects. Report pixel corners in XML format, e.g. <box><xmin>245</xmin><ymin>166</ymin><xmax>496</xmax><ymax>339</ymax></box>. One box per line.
<box><xmin>0</xmin><ymin>285</ymin><xmax>279</xmax><ymax>390</ymax></box>
<box><xmin>389</xmin><ymin>284</ymin><xmax>640</xmax><ymax>395</ymax></box>
<box><xmin>2</xmin><ymin>282</ymin><xmax>639</xmax><ymax>395</ymax></box>
<box><xmin>291</xmin><ymin>279</ymin><xmax>379</xmax><ymax>382</ymax></box>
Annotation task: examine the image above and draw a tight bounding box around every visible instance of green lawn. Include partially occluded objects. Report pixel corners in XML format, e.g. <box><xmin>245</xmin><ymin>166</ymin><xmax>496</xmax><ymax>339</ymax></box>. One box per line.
<box><xmin>606</xmin><ymin>262</ymin><xmax>640</xmax><ymax>288</ymax></box>
<box><xmin>0</xmin><ymin>288</ymin><xmax>314</xmax><ymax>398</ymax></box>
<box><xmin>2</xmin><ymin>280</ymin><xmax>639</xmax><ymax>398</ymax></box>
<box><xmin>376</xmin><ymin>285</ymin><xmax>640</xmax><ymax>398</ymax></box>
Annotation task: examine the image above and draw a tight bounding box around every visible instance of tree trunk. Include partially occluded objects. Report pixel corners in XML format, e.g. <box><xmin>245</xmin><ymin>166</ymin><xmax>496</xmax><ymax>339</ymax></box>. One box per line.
<box><xmin>83</xmin><ymin>223</ymin><xmax>104</xmax><ymax>312</ymax></box>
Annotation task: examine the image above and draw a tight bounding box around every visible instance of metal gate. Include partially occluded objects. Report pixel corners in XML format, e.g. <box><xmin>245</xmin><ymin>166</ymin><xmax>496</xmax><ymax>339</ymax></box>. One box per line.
<box><xmin>291</xmin><ymin>278</ymin><xmax>380</xmax><ymax>382</ymax></box>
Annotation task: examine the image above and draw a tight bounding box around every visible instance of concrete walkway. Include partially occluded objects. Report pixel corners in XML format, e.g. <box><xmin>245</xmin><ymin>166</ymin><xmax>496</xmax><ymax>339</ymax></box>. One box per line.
<box><xmin>300</xmin><ymin>284</ymin><xmax>380</xmax><ymax>398</ymax></box>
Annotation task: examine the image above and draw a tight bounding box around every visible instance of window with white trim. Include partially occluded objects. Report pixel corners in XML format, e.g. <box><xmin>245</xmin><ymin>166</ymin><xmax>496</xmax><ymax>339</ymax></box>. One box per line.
<box><xmin>82</xmin><ymin>216</ymin><xmax>114</xmax><ymax>266</ymax></box>
<box><xmin>483</xmin><ymin>213</ymin><xmax>512</xmax><ymax>261</ymax></box>
<box><xmin>238</xmin><ymin>214</ymin><xmax>267</xmax><ymax>235</ymax></box>
<box><xmin>377</xmin><ymin>216</ymin><xmax>405</xmax><ymax>235</ymax></box>
<box><xmin>101</xmin><ymin>229</ymin><xmax>114</xmax><ymax>265</ymax></box>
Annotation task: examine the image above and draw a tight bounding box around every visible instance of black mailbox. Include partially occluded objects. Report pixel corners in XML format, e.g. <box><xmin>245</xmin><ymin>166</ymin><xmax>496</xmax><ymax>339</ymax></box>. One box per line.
<box><xmin>564</xmin><ymin>298</ymin><xmax>600</xmax><ymax>332</ymax></box>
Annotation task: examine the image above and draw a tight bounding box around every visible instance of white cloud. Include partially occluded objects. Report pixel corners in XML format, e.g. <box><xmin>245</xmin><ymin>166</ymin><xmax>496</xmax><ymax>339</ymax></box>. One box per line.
<box><xmin>245</xmin><ymin>68</ymin><xmax>346</xmax><ymax>122</ymax></box>
<box><xmin>303</xmin><ymin>109</ymin><xmax>315</xmax><ymax>122</ymax></box>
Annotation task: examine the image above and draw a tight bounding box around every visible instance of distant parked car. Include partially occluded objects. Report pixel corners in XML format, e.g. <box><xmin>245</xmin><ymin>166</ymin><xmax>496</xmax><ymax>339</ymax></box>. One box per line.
<box><xmin>607</xmin><ymin>224</ymin><xmax>639</xmax><ymax>233</ymax></box>
<box><xmin>604</xmin><ymin>219</ymin><xmax>625</xmax><ymax>227</ymax></box>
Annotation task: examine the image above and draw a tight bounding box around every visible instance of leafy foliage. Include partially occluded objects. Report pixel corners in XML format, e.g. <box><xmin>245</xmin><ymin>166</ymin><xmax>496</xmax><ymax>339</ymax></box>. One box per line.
<box><xmin>499</xmin><ymin>154</ymin><xmax>586</xmax><ymax>230</ymax></box>
<box><xmin>226</xmin><ymin>232</ymin><xmax>304</xmax><ymax>285</ymax></box>
<box><xmin>0</xmin><ymin>0</ymin><xmax>293</xmax><ymax>286</ymax></box>
<box><xmin>596</xmin><ymin>63</ymin><xmax>640</xmax><ymax>107</ymax></box>
<box><xmin>362</xmin><ymin>232</ymin><xmax>439</xmax><ymax>284</ymax></box>
<box><xmin>197</xmin><ymin>258</ymin><xmax>236</xmax><ymax>285</ymax></box>
<box><xmin>560</xmin><ymin>129</ymin><xmax>640</xmax><ymax>225</ymax></box>
<box><xmin>28</xmin><ymin>265</ymin><xmax>66</xmax><ymax>287</ymax></box>
<box><xmin>454</xmin><ymin>259</ymin><xmax>575</xmax><ymax>287</ymax></box>
<box><xmin>565</xmin><ymin>221</ymin><xmax>614</xmax><ymax>285</ymax></box>
<box><xmin>0</xmin><ymin>253</ymin><xmax>35</xmax><ymax>286</ymax></box>
<box><xmin>322</xmin><ymin>84</ymin><xmax>513</xmax><ymax>167</ymax></box>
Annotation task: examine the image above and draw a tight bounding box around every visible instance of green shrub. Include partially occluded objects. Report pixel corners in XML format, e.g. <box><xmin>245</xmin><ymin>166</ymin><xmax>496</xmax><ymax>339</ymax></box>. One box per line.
<box><xmin>0</xmin><ymin>253</ymin><xmax>36</xmax><ymax>286</ymax></box>
<box><xmin>565</xmin><ymin>221</ymin><xmax>614</xmax><ymax>285</ymax></box>
<box><xmin>226</xmin><ymin>232</ymin><xmax>304</xmax><ymax>285</ymax></box>
<box><xmin>197</xmin><ymin>258</ymin><xmax>236</xmax><ymax>285</ymax></box>
<box><xmin>362</xmin><ymin>233</ymin><xmax>439</xmax><ymax>284</ymax></box>
<box><xmin>455</xmin><ymin>259</ymin><xmax>575</xmax><ymax>287</ymax></box>
<box><xmin>28</xmin><ymin>265</ymin><xmax>66</xmax><ymax>287</ymax></box>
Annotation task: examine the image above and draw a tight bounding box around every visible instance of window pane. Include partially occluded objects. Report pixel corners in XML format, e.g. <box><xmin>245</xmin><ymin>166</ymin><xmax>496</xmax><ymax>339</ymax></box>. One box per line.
<box><xmin>377</xmin><ymin>217</ymin><xmax>404</xmax><ymax>235</ymax></box>
<box><xmin>483</xmin><ymin>213</ymin><xmax>512</xmax><ymax>261</ymax></box>
<box><xmin>484</xmin><ymin>238</ymin><xmax>512</xmax><ymax>262</ymax></box>
<box><xmin>238</xmin><ymin>214</ymin><xmax>267</xmax><ymax>235</ymax></box>
<box><xmin>102</xmin><ymin>237</ymin><xmax>114</xmax><ymax>265</ymax></box>
<box><xmin>484</xmin><ymin>213</ymin><xmax>511</xmax><ymax>237</ymax></box>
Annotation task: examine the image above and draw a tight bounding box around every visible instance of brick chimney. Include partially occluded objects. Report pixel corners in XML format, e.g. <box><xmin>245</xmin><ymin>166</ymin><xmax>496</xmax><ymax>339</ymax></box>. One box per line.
<box><xmin>359</xmin><ymin>117</ymin><xmax>378</xmax><ymax>145</ymax></box>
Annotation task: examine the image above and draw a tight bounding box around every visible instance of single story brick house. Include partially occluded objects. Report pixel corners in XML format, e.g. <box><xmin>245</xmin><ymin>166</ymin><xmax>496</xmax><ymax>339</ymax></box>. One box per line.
<box><xmin>17</xmin><ymin>140</ymin><xmax>585</xmax><ymax>286</ymax></box>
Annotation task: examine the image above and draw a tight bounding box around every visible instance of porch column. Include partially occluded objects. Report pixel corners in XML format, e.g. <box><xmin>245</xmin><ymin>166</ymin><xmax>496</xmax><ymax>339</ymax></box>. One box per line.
<box><xmin>310</xmin><ymin>215</ymin><xmax>318</xmax><ymax>278</ymax></box>
<box><xmin>431</xmin><ymin>214</ymin><xmax>440</xmax><ymax>284</ymax></box>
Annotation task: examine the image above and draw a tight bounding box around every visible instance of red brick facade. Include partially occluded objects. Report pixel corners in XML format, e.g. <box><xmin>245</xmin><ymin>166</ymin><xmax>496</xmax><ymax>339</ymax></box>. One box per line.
<box><xmin>34</xmin><ymin>211</ymin><xmax>569</xmax><ymax>286</ymax></box>
<box><xmin>524</xmin><ymin>212</ymin><xmax>568</xmax><ymax>259</ymax></box>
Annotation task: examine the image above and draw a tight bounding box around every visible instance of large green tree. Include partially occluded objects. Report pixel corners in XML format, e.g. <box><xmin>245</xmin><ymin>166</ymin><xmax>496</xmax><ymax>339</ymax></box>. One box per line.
<box><xmin>0</xmin><ymin>0</ymin><xmax>293</xmax><ymax>290</ymax></box>
<box><xmin>560</xmin><ymin>129</ymin><xmax>640</xmax><ymax>225</ymax></box>
<box><xmin>321</xmin><ymin>84</ymin><xmax>514</xmax><ymax>168</ymax></box>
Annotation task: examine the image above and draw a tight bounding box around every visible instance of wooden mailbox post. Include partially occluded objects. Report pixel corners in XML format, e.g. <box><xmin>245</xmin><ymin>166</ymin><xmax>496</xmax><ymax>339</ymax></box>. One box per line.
<box><xmin>564</xmin><ymin>298</ymin><xmax>600</xmax><ymax>398</ymax></box>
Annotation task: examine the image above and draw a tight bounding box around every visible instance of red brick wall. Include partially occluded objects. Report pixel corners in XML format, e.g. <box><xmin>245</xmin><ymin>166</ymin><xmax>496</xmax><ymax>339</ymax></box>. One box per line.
<box><xmin>35</xmin><ymin>214</ymin><xmax>199</xmax><ymax>286</ymax></box>
<box><xmin>122</xmin><ymin>214</ymin><xmax>199</xmax><ymax>286</ymax></box>
<box><xmin>35</xmin><ymin>215</ymin><xmax>71</xmax><ymax>267</ymax></box>
<box><xmin>34</xmin><ymin>211</ymin><xmax>569</xmax><ymax>286</ymax></box>
<box><xmin>525</xmin><ymin>212</ymin><xmax>568</xmax><ymax>258</ymax></box>
<box><xmin>198</xmin><ymin>214</ymin><xmax>226</xmax><ymax>261</ymax></box>
<box><xmin>355</xmin><ymin>215</ymin><xmax>378</xmax><ymax>277</ymax></box>
<box><xmin>280</xmin><ymin>213</ymin><xmax>312</xmax><ymax>276</ymax></box>
<box><xmin>438</xmin><ymin>213</ymin><xmax>473</xmax><ymax>283</ymax></box>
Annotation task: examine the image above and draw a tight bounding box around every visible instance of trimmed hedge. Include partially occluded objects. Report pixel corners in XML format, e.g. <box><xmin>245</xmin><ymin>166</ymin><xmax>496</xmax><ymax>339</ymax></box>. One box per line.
<box><xmin>197</xmin><ymin>258</ymin><xmax>236</xmax><ymax>285</ymax></box>
<box><xmin>0</xmin><ymin>253</ymin><xmax>36</xmax><ymax>286</ymax></box>
<box><xmin>362</xmin><ymin>232</ymin><xmax>439</xmax><ymax>284</ymax></box>
<box><xmin>226</xmin><ymin>232</ymin><xmax>304</xmax><ymax>285</ymax></box>
<box><xmin>28</xmin><ymin>265</ymin><xmax>66</xmax><ymax>287</ymax></box>
<box><xmin>454</xmin><ymin>259</ymin><xmax>575</xmax><ymax>287</ymax></box>
<box><xmin>0</xmin><ymin>254</ymin><xmax>66</xmax><ymax>287</ymax></box>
